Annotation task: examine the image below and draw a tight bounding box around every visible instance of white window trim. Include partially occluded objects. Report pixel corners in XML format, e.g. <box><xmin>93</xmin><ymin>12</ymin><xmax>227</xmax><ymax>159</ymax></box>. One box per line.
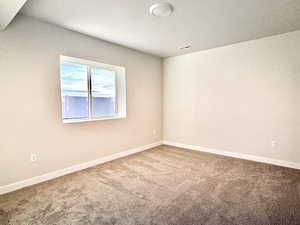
<box><xmin>60</xmin><ymin>55</ymin><xmax>127</xmax><ymax>124</ymax></box>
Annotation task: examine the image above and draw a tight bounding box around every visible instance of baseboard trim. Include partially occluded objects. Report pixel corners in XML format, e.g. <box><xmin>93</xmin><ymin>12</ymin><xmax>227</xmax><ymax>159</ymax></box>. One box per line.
<box><xmin>0</xmin><ymin>141</ymin><xmax>162</xmax><ymax>195</ymax></box>
<box><xmin>163</xmin><ymin>140</ymin><xmax>300</xmax><ymax>170</ymax></box>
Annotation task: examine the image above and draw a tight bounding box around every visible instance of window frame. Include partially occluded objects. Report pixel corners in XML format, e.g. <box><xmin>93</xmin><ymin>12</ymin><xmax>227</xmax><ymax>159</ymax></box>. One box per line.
<box><xmin>59</xmin><ymin>55</ymin><xmax>126</xmax><ymax>123</ymax></box>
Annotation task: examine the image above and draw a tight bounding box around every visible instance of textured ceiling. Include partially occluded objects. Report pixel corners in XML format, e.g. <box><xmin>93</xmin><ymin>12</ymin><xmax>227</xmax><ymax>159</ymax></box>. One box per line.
<box><xmin>21</xmin><ymin>0</ymin><xmax>300</xmax><ymax>57</ymax></box>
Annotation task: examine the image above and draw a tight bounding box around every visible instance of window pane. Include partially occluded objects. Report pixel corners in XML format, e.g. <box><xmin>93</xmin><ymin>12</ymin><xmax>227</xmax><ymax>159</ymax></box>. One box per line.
<box><xmin>91</xmin><ymin>68</ymin><xmax>116</xmax><ymax>116</ymax></box>
<box><xmin>60</xmin><ymin>61</ymin><xmax>89</xmax><ymax>119</ymax></box>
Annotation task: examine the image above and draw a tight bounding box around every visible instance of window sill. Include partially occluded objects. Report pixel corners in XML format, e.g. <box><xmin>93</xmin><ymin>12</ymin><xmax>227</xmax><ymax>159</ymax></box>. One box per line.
<box><xmin>63</xmin><ymin>115</ymin><xmax>126</xmax><ymax>124</ymax></box>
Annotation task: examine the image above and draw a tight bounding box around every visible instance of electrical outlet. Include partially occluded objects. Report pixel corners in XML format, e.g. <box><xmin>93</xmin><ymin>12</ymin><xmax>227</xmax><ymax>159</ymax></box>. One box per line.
<box><xmin>31</xmin><ymin>154</ymin><xmax>37</xmax><ymax>162</ymax></box>
<box><xmin>153</xmin><ymin>129</ymin><xmax>157</xmax><ymax>135</ymax></box>
<box><xmin>271</xmin><ymin>140</ymin><xmax>277</xmax><ymax>148</ymax></box>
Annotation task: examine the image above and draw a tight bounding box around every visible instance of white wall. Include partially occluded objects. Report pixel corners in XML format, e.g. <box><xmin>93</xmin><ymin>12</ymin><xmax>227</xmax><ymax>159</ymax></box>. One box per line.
<box><xmin>0</xmin><ymin>15</ymin><xmax>162</xmax><ymax>186</ymax></box>
<box><xmin>163</xmin><ymin>31</ymin><xmax>300</xmax><ymax>164</ymax></box>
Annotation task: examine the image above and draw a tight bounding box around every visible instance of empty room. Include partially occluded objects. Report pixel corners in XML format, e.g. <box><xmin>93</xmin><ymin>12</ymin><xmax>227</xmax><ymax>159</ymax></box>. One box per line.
<box><xmin>0</xmin><ymin>0</ymin><xmax>299</xmax><ymax>224</ymax></box>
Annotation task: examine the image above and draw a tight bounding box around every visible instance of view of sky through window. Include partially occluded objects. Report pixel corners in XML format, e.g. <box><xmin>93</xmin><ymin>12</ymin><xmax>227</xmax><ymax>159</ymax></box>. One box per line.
<box><xmin>60</xmin><ymin>61</ymin><xmax>89</xmax><ymax>119</ymax></box>
<box><xmin>91</xmin><ymin>68</ymin><xmax>116</xmax><ymax>116</ymax></box>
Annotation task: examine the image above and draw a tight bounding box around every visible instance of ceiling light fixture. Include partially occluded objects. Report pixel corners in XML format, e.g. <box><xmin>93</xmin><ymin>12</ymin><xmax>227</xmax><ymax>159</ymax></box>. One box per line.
<box><xmin>149</xmin><ymin>2</ymin><xmax>174</xmax><ymax>17</ymax></box>
<box><xmin>179</xmin><ymin>45</ymin><xmax>191</xmax><ymax>50</ymax></box>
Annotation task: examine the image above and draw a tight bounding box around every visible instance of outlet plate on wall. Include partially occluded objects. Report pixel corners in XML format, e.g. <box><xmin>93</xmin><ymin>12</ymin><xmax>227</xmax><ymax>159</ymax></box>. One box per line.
<box><xmin>31</xmin><ymin>154</ymin><xmax>37</xmax><ymax>162</ymax></box>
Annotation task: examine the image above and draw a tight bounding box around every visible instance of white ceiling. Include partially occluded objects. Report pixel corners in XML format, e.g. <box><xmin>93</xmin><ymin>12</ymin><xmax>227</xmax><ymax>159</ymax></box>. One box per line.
<box><xmin>0</xmin><ymin>0</ymin><xmax>27</xmax><ymax>30</ymax></box>
<box><xmin>18</xmin><ymin>0</ymin><xmax>300</xmax><ymax>57</ymax></box>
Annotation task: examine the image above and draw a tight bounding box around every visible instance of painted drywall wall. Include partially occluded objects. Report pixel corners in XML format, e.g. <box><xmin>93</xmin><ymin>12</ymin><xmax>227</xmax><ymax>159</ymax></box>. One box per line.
<box><xmin>163</xmin><ymin>31</ymin><xmax>300</xmax><ymax>164</ymax></box>
<box><xmin>0</xmin><ymin>15</ymin><xmax>162</xmax><ymax>186</ymax></box>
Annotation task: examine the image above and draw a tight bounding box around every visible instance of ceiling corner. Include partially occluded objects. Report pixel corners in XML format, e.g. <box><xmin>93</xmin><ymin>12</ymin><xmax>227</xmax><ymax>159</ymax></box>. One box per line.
<box><xmin>0</xmin><ymin>0</ymin><xmax>28</xmax><ymax>31</ymax></box>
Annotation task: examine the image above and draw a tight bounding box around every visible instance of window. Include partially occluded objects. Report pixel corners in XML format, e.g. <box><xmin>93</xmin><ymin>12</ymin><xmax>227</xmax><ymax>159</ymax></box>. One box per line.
<box><xmin>59</xmin><ymin>56</ymin><xmax>126</xmax><ymax>123</ymax></box>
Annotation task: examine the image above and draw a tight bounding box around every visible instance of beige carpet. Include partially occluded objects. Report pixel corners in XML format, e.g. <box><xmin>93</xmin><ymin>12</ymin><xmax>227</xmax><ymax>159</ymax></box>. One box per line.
<box><xmin>1</xmin><ymin>145</ymin><xmax>300</xmax><ymax>225</ymax></box>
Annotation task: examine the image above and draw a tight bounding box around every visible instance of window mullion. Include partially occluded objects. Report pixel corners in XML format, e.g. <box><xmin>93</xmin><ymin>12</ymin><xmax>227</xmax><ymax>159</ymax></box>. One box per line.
<box><xmin>87</xmin><ymin>66</ymin><xmax>93</xmax><ymax>119</ymax></box>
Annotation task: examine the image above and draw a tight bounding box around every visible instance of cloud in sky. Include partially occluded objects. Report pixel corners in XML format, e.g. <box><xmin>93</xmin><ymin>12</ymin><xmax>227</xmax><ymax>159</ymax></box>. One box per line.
<box><xmin>60</xmin><ymin>61</ymin><xmax>115</xmax><ymax>97</ymax></box>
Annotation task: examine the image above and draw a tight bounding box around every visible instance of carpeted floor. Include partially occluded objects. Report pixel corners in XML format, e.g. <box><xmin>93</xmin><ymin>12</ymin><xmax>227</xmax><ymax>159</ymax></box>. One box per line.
<box><xmin>1</xmin><ymin>145</ymin><xmax>300</xmax><ymax>225</ymax></box>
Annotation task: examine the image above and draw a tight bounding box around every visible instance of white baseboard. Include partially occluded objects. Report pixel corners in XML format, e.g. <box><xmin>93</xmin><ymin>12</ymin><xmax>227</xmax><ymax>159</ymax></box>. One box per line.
<box><xmin>163</xmin><ymin>140</ymin><xmax>300</xmax><ymax>170</ymax></box>
<box><xmin>0</xmin><ymin>141</ymin><xmax>162</xmax><ymax>195</ymax></box>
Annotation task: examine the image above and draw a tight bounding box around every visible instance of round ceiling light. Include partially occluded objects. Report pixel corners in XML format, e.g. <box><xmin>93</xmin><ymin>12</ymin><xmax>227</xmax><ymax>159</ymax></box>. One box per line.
<box><xmin>149</xmin><ymin>2</ymin><xmax>174</xmax><ymax>17</ymax></box>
